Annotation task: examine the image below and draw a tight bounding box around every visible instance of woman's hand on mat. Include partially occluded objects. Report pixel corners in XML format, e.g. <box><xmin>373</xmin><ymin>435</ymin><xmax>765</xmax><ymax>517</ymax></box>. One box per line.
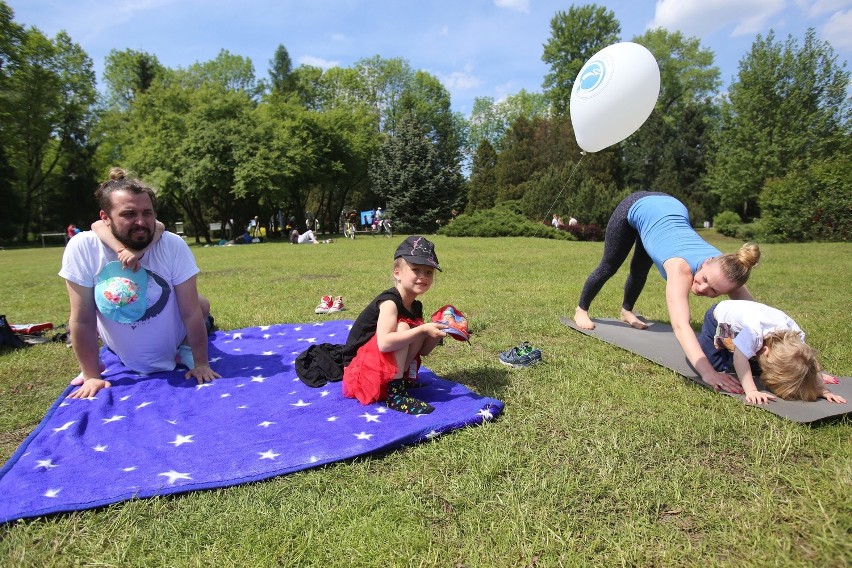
<box><xmin>703</xmin><ymin>371</ymin><xmax>744</xmax><ymax>394</ymax></box>
<box><xmin>744</xmin><ymin>389</ymin><xmax>775</xmax><ymax>405</ymax></box>
<box><xmin>820</xmin><ymin>372</ymin><xmax>839</xmax><ymax>385</ymax></box>
<box><xmin>185</xmin><ymin>365</ymin><xmax>221</xmax><ymax>384</ymax></box>
<box><xmin>68</xmin><ymin>378</ymin><xmax>111</xmax><ymax>399</ymax></box>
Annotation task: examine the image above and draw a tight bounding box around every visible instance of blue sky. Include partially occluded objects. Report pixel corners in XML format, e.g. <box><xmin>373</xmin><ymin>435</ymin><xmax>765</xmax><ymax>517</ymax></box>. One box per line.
<box><xmin>7</xmin><ymin>0</ymin><xmax>852</xmax><ymax>115</ymax></box>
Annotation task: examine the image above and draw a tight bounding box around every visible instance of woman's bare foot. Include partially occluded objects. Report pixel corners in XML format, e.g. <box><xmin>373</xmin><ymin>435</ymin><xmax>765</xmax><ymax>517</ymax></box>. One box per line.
<box><xmin>620</xmin><ymin>308</ymin><xmax>649</xmax><ymax>330</ymax></box>
<box><xmin>574</xmin><ymin>307</ymin><xmax>596</xmax><ymax>330</ymax></box>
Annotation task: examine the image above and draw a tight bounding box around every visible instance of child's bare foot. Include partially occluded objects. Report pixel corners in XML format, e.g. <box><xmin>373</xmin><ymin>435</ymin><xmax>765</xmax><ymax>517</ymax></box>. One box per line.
<box><xmin>574</xmin><ymin>307</ymin><xmax>596</xmax><ymax>330</ymax></box>
<box><xmin>620</xmin><ymin>308</ymin><xmax>648</xmax><ymax>330</ymax></box>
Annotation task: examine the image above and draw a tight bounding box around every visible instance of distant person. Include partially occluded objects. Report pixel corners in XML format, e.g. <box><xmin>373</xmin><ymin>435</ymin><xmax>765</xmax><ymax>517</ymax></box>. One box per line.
<box><xmin>60</xmin><ymin>168</ymin><xmax>219</xmax><ymax>399</ymax></box>
<box><xmin>289</xmin><ymin>229</ymin><xmax>332</xmax><ymax>244</ymax></box>
<box><xmin>66</xmin><ymin>224</ymin><xmax>80</xmax><ymax>239</ymax></box>
<box><xmin>552</xmin><ymin>214</ymin><xmax>565</xmax><ymax>229</ymax></box>
<box><xmin>698</xmin><ymin>300</ymin><xmax>845</xmax><ymax>405</ymax></box>
<box><xmin>573</xmin><ymin>191</ymin><xmax>760</xmax><ymax>394</ymax></box>
<box><xmin>568</xmin><ymin>216</ymin><xmax>578</xmax><ymax>226</ymax></box>
<box><xmin>342</xmin><ymin>236</ymin><xmax>449</xmax><ymax>414</ymax></box>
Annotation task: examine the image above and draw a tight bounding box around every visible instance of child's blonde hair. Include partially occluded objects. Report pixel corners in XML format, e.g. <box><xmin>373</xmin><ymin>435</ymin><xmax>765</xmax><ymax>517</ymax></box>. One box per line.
<box><xmin>756</xmin><ymin>330</ymin><xmax>822</xmax><ymax>401</ymax></box>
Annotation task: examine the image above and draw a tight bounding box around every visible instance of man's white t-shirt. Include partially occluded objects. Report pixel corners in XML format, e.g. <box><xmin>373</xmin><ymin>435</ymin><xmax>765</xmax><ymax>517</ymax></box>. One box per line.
<box><xmin>713</xmin><ymin>300</ymin><xmax>804</xmax><ymax>359</ymax></box>
<box><xmin>59</xmin><ymin>231</ymin><xmax>200</xmax><ymax>373</ymax></box>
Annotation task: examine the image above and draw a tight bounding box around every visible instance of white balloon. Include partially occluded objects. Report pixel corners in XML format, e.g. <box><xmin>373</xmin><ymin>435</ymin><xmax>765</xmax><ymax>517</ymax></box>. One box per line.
<box><xmin>570</xmin><ymin>42</ymin><xmax>661</xmax><ymax>153</ymax></box>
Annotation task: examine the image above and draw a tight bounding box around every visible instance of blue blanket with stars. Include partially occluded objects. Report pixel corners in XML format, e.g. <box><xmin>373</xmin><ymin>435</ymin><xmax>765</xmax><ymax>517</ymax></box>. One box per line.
<box><xmin>0</xmin><ymin>320</ymin><xmax>504</xmax><ymax>524</ymax></box>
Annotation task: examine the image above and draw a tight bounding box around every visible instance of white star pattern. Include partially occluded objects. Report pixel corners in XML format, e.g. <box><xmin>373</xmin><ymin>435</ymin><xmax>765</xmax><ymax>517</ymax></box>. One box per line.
<box><xmin>260</xmin><ymin>326</ymin><xmax>270</xmax><ymax>331</ymax></box>
<box><xmin>169</xmin><ymin>434</ymin><xmax>194</xmax><ymax>447</ymax></box>
<box><xmin>101</xmin><ymin>415</ymin><xmax>125</xmax><ymax>424</ymax></box>
<box><xmin>158</xmin><ymin>470</ymin><xmax>192</xmax><ymax>485</ymax></box>
<box><xmin>52</xmin><ymin>421</ymin><xmax>76</xmax><ymax>434</ymax></box>
<box><xmin>0</xmin><ymin>320</ymin><xmax>503</xmax><ymax>525</ymax></box>
<box><xmin>477</xmin><ymin>408</ymin><xmax>494</xmax><ymax>420</ymax></box>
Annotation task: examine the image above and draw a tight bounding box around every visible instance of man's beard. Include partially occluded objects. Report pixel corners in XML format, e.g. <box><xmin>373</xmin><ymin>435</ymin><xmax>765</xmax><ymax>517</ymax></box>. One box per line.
<box><xmin>111</xmin><ymin>223</ymin><xmax>154</xmax><ymax>251</ymax></box>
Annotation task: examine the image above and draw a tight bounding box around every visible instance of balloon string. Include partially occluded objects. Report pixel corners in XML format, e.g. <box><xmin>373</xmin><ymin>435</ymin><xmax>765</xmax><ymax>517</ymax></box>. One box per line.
<box><xmin>532</xmin><ymin>152</ymin><xmax>586</xmax><ymax>239</ymax></box>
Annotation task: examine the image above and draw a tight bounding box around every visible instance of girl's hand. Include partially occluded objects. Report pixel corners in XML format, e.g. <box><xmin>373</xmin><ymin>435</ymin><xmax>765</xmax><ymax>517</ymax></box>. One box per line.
<box><xmin>117</xmin><ymin>248</ymin><xmax>143</xmax><ymax>271</ymax></box>
<box><xmin>422</xmin><ymin>322</ymin><xmax>449</xmax><ymax>338</ymax></box>
<box><xmin>744</xmin><ymin>390</ymin><xmax>775</xmax><ymax>405</ymax></box>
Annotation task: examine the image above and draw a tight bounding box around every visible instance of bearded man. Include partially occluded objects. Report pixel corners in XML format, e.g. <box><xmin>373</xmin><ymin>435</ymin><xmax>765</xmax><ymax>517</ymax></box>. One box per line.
<box><xmin>59</xmin><ymin>169</ymin><xmax>219</xmax><ymax>399</ymax></box>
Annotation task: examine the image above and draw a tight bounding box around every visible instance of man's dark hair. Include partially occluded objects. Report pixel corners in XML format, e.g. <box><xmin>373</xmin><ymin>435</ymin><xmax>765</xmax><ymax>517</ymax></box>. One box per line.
<box><xmin>95</xmin><ymin>168</ymin><xmax>157</xmax><ymax>213</ymax></box>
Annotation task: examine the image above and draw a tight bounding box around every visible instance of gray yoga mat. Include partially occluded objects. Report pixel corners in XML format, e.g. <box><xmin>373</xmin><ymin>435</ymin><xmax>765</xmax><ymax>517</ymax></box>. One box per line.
<box><xmin>560</xmin><ymin>317</ymin><xmax>852</xmax><ymax>424</ymax></box>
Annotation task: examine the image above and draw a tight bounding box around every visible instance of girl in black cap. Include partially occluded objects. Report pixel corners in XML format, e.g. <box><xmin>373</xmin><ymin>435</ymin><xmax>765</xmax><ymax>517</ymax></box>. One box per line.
<box><xmin>342</xmin><ymin>236</ymin><xmax>449</xmax><ymax>414</ymax></box>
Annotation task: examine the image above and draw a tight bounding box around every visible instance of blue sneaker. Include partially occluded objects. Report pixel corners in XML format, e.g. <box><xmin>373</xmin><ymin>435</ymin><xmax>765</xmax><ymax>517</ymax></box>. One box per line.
<box><xmin>499</xmin><ymin>342</ymin><xmax>542</xmax><ymax>368</ymax></box>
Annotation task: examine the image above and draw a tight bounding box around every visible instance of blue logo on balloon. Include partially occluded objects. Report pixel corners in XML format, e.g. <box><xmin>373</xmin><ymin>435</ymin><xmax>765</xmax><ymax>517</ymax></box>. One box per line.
<box><xmin>578</xmin><ymin>61</ymin><xmax>606</xmax><ymax>93</ymax></box>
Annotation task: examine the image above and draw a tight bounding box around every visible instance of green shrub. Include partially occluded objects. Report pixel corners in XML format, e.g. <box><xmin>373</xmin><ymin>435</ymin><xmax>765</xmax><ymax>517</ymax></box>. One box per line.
<box><xmin>759</xmin><ymin>158</ymin><xmax>852</xmax><ymax>242</ymax></box>
<box><xmin>713</xmin><ymin>210</ymin><xmax>742</xmax><ymax>237</ymax></box>
<box><xmin>439</xmin><ymin>203</ymin><xmax>574</xmax><ymax>240</ymax></box>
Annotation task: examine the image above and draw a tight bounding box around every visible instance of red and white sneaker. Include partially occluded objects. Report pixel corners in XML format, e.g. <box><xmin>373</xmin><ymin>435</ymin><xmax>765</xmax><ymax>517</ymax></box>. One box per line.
<box><xmin>314</xmin><ymin>295</ymin><xmax>333</xmax><ymax>314</ymax></box>
<box><xmin>328</xmin><ymin>296</ymin><xmax>345</xmax><ymax>313</ymax></box>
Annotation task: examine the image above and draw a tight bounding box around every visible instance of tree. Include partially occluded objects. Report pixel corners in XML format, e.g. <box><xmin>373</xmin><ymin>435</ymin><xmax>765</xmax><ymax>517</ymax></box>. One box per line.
<box><xmin>542</xmin><ymin>4</ymin><xmax>620</xmax><ymax>115</ymax></box>
<box><xmin>3</xmin><ymin>26</ymin><xmax>97</xmax><ymax>241</ymax></box>
<box><xmin>102</xmin><ymin>49</ymin><xmax>165</xmax><ymax>110</ymax></box>
<box><xmin>621</xmin><ymin>29</ymin><xmax>721</xmax><ymax>221</ymax></box>
<box><xmin>269</xmin><ymin>44</ymin><xmax>296</xmax><ymax>94</ymax></box>
<box><xmin>707</xmin><ymin>29</ymin><xmax>851</xmax><ymax>219</ymax></box>
<box><xmin>466</xmin><ymin>140</ymin><xmax>498</xmax><ymax>211</ymax></box>
<box><xmin>370</xmin><ymin>113</ymin><xmax>457</xmax><ymax>233</ymax></box>
<box><xmin>466</xmin><ymin>89</ymin><xmax>550</xmax><ymax>154</ymax></box>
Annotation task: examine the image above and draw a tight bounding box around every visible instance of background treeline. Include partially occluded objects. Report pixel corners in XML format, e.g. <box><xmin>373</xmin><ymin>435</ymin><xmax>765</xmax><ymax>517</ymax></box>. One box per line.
<box><xmin>1</xmin><ymin>2</ymin><xmax>849</xmax><ymax>244</ymax></box>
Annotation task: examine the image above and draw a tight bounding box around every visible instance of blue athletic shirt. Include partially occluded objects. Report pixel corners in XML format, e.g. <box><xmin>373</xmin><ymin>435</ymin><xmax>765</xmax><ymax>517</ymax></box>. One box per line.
<box><xmin>627</xmin><ymin>195</ymin><xmax>721</xmax><ymax>279</ymax></box>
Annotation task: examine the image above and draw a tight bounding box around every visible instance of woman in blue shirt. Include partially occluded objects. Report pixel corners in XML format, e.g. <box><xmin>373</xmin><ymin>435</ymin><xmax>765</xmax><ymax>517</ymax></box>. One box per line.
<box><xmin>573</xmin><ymin>191</ymin><xmax>761</xmax><ymax>393</ymax></box>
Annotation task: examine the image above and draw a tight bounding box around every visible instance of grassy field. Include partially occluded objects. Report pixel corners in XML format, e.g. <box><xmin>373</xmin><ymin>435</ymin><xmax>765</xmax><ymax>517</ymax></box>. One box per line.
<box><xmin>0</xmin><ymin>233</ymin><xmax>850</xmax><ymax>567</ymax></box>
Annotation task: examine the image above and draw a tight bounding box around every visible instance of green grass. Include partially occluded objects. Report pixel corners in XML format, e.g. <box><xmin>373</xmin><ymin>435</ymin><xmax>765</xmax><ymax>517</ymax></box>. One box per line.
<box><xmin>0</xmin><ymin>233</ymin><xmax>850</xmax><ymax>567</ymax></box>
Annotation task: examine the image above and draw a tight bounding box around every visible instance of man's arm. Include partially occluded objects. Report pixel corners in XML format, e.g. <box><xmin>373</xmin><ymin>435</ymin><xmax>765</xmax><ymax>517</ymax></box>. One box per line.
<box><xmin>174</xmin><ymin>275</ymin><xmax>220</xmax><ymax>384</ymax></box>
<box><xmin>65</xmin><ymin>280</ymin><xmax>111</xmax><ymax>398</ymax></box>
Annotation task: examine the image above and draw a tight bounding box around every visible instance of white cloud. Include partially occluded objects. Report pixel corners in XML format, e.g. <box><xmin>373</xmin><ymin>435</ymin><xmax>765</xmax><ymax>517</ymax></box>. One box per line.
<box><xmin>440</xmin><ymin>70</ymin><xmax>483</xmax><ymax>91</ymax></box>
<box><xmin>298</xmin><ymin>55</ymin><xmax>340</xmax><ymax>69</ymax></box>
<box><xmin>494</xmin><ymin>0</ymin><xmax>530</xmax><ymax>14</ymax></box>
<box><xmin>330</xmin><ymin>33</ymin><xmax>346</xmax><ymax>42</ymax></box>
<box><xmin>801</xmin><ymin>0</ymin><xmax>852</xmax><ymax>18</ymax></box>
<box><xmin>650</xmin><ymin>0</ymin><xmax>785</xmax><ymax>37</ymax></box>
<box><xmin>822</xmin><ymin>9</ymin><xmax>852</xmax><ymax>50</ymax></box>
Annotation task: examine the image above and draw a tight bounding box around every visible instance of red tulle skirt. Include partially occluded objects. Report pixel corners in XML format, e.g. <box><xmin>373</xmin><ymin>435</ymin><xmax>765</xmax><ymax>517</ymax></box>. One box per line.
<box><xmin>342</xmin><ymin>317</ymin><xmax>421</xmax><ymax>405</ymax></box>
